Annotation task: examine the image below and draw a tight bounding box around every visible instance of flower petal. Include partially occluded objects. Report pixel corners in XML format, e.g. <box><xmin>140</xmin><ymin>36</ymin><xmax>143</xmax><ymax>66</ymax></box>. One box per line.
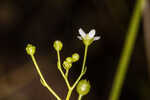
<box><xmin>79</xmin><ymin>28</ymin><xmax>86</xmax><ymax>38</ymax></box>
<box><xmin>88</xmin><ymin>29</ymin><xmax>96</xmax><ymax>38</ymax></box>
<box><xmin>94</xmin><ymin>36</ymin><xmax>101</xmax><ymax>40</ymax></box>
<box><xmin>77</xmin><ymin>36</ymin><xmax>82</xmax><ymax>40</ymax></box>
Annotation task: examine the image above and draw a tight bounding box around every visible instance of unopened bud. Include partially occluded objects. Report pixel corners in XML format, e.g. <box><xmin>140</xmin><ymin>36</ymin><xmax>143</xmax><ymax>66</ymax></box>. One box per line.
<box><xmin>26</xmin><ymin>44</ymin><xmax>36</xmax><ymax>55</ymax></box>
<box><xmin>63</xmin><ymin>61</ymin><xmax>72</xmax><ymax>70</ymax></box>
<box><xmin>66</xmin><ymin>57</ymin><xmax>73</xmax><ymax>63</ymax></box>
<box><xmin>53</xmin><ymin>40</ymin><xmax>63</xmax><ymax>51</ymax></box>
<box><xmin>72</xmin><ymin>53</ymin><xmax>80</xmax><ymax>62</ymax></box>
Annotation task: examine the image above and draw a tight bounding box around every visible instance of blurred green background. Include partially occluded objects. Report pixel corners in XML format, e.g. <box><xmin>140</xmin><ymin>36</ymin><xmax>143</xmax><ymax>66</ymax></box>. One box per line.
<box><xmin>0</xmin><ymin>0</ymin><xmax>148</xmax><ymax>100</ymax></box>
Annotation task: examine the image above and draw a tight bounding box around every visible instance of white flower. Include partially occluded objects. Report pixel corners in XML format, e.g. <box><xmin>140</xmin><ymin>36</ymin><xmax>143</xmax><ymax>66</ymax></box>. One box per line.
<box><xmin>77</xmin><ymin>28</ymin><xmax>100</xmax><ymax>46</ymax></box>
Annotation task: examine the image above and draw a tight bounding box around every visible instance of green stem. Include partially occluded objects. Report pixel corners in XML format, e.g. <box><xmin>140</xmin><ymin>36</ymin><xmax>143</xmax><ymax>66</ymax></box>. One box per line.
<box><xmin>30</xmin><ymin>55</ymin><xmax>61</xmax><ymax>100</ymax></box>
<box><xmin>66</xmin><ymin>88</ymin><xmax>73</xmax><ymax>100</ymax></box>
<box><xmin>72</xmin><ymin>72</ymin><xmax>84</xmax><ymax>90</ymax></box>
<box><xmin>81</xmin><ymin>45</ymin><xmax>88</xmax><ymax>73</ymax></box>
<box><xmin>56</xmin><ymin>51</ymin><xmax>71</xmax><ymax>89</ymax></box>
<box><xmin>65</xmin><ymin>45</ymin><xmax>89</xmax><ymax>100</ymax></box>
<box><xmin>65</xmin><ymin>69</ymin><xmax>69</xmax><ymax>78</ymax></box>
<box><xmin>72</xmin><ymin>45</ymin><xmax>88</xmax><ymax>90</ymax></box>
<box><xmin>78</xmin><ymin>95</ymin><xmax>83</xmax><ymax>100</ymax></box>
<box><xmin>108</xmin><ymin>0</ymin><xmax>144</xmax><ymax>100</ymax></box>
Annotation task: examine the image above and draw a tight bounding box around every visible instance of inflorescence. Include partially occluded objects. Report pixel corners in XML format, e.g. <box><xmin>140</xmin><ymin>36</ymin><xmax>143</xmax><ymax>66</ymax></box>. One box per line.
<box><xmin>26</xmin><ymin>28</ymin><xmax>100</xmax><ymax>100</ymax></box>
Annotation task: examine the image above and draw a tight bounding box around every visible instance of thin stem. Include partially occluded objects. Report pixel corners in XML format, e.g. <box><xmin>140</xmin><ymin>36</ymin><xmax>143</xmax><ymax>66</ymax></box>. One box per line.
<box><xmin>108</xmin><ymin>0</ymin><xmax>143</xmax><ymax>100</ymax></box>
<box><xmin>66</xmin><ymin>88</ymin><xmax>72</xmax><ymax>100</ymax></box>
<box><xmin>30</xmin><ymin>55</ymin><xmax>61</xmax><ymax>100</ymax></box>
<box><xmin>65</xmin><ymin>69</ymin><xmax>69</xmax><ymax>78</ymax></box>
<box><xmin>81</xmin><ymin>45</ymin><xmax>88</xmax><ymax>73</ymax></box>
<box><xmin>65</xmin><ymin>45</ymin><xmax>88</xmax><ymax>100</ymax></box>
<box><xmin>78</xmin><ymin>95</ymin><xmax>83</xmax><ymax>100</ymax></box>
<box><xmin>56</xmin><ymin>51</ymin><xmax>71</xmax><ymax>89</ymax></box>
<box><xmin>72</xmin><ymin>45</ymin><xmax>88</xmax><ymax>90</ymax></box>
<box><xmin>72</xmin><ymin>72</ymin><xmax>84</xmax><ymax>90</ymax></box>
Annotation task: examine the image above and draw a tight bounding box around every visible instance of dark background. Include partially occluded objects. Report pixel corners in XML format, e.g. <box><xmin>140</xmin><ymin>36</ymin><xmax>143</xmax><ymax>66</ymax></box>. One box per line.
<box><xmin>0</xmin><ymin>0</ymin><xmax>149</xmax><ymax>100</ymax></box>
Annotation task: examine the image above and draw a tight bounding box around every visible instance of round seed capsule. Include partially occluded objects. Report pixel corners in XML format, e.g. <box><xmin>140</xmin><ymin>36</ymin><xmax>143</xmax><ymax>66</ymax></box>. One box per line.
<box><xmin>76</xmin><ymin>79</ymin><xmax>91</xmax><ymax>96</ymax></box>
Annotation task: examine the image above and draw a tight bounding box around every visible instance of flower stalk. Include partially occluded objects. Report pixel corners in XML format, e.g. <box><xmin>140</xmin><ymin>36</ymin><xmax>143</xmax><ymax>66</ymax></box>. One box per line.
<box><xmin>26</xmin><ymin>44</ymin><xmax>61</xmax><ymax>100</ymax></box>
<box><xmin>78</xmin><ymin>95</ymin><xmax>83</xmax><ymax>100</ymax></box>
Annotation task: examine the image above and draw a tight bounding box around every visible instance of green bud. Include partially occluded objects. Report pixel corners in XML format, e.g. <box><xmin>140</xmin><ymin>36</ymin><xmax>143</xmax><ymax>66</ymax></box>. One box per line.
<box><xmin>66</xmin><ymin>57</ymin><xmax>73</xmax><ymax>63</ymax></box>
<box><xmin>76</xmin><ymin>79</ymin><xmax>91</xmax><ymax>96</ymax></box>
<box><xmin>72</xmin><ymin>53</ymin><xmax>80</xmax><ymax>62</ymax></box>
<box><xmin>63</xmin><ymin>61</ymin><xmax>72</xmax><ymax>70</ymax></box>
<box><xmin>53</xmin><ymin>40</ymin><xmax>63</xmax><ymax>51</ymax></box>
<box><xmin>26</xmin><ymin>44</ymin><xmax>36</xmax><ymax>55</ymax></box>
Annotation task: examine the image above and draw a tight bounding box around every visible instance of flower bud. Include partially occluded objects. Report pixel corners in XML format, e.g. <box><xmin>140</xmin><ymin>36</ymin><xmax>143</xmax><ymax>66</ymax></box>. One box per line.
<box><xmin>26</xmin><ymin>44</ymin><xmax>36</xmax><ymax>55</ymax></box>
<box><xmin>72</xmin><ymin>53</ymin><xmax>80</xmax><ymax>62</ymax></box>
<box><xmin>76</xmin><ymin>79</ymin><xmax>91</xmax><ymax>96</ymax></box>
<box><xmin>53</xmin><ymin>40</ymin><xmax>63</xmax><ymax>51</ymax></box>
<box><xmin>66</xmin><ymin>57</ymin><xmax>73</xmax><ymax>63</ymax></box>
<box><xmin>63</xmin><ymin>61</ymin><xmax>72</xmax><ymax>70</ymax></box>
